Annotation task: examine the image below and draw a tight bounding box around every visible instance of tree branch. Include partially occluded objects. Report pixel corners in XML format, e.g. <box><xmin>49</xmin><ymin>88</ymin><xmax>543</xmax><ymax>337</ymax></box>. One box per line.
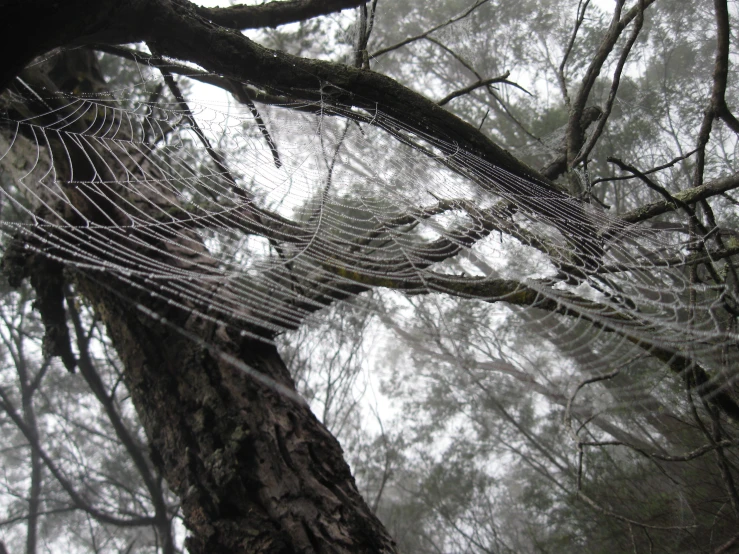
<box><xmin>5</xmin><ymin>0</ymin><xmax>610</xmax><ymax>271</ymax></box>
<box><xmin>693</xmin><ymin>0</ymin><xmax>736</xmax><ymax>189</ymax></box>
<box><xmin>320</xmin><ymin>265</ymin><xmax>739</xmax><ymax>420</ymax></box>
<box><xmin>194</xmin><ymin>0</ymin><xmax>366</xmax><ymax>30</ymax></box>
<box><xmin>566</xmin><ymin>0</ymin><xmax>656</xmax><ymax>168</ymax></box>
<box><xmin>558</xmin><ymin>0</ymin><xmax>591</xmax><ymax>107</ymax></box>
<box><xmin>618</xmin><ymin>172</ymin><xmax>739</xmax><ymax>224</ymax></box>
<box><xmin>65</xmin><ymin>290</ymin><xmax>176</xmax><ymax>554</ymax></box>
<box><xmin>590</xmin><ymin>148</ymin><xmax>699</xmax><ymax>187</ymax></box>
<box><xmin>370</xmin><ymin>0</ymin><xmax>491</xmax><ymax>59</ymax></box>
<box><xmin>607</xmin><ymin>156</ymin><xmax>690</xmax><ymax>212</ymax></box>
<box><xmin>149</xmin><ymin>49</ymin><xmax>241</xmax><ymax>188</ymax></box>
<box><xmin>572</xmin><ymin>0</ymin><xmax>645</xmax><ymax>167</ymax></box>
<box><xmin>0</xmin><ymin>386</ymin><xmax>158</xmax><ymax>528</ymax></box>
<box><xmin>436</xmin><ymin>72</ymin><xmax>514</xmax><ymax>106</ymax></box>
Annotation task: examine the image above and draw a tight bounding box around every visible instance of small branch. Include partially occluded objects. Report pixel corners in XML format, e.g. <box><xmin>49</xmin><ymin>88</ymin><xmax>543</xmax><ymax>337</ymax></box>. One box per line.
<box><xmin>424</xmin><ymin>37</ymin><xmax>540</xmax><ymax>138</ymax></box>
<box><xmin>716</xmin><ymin>532</ymin><xmax>739</xmax><ymax>553</ymax></box>
<box><xmin>96</xmin><ymin>45</ymin><xmax>283</xmax><ymax>169</ymax></box>
<box><xmin>425</xmin><ymin>36</ymin><xmax>479</xmax><ymax>76</ymax></box>
<box><xmin>564</xmin><ymin>366</ymin><xmax>699</xmax><ymax>532</ymax></box>
<box><xmin>685</xmin><ymin>369</ymin><xmax>739</xmax><ymax>518</ymax></box>
<box><xmin>577</xmin><ymin>490</ymin><xmax>695</xmax><ymax>531</ymax></box>
<box><xmin>590</xmin><ymin>148</ymin><xmax>698</xmax><ymax>187</ymax></box>
<box><xmin>597</xmin><ymin>242</ymin><xmax>739</xmax><ymax>275</ymax></box>
<box><xmin>230</xmin><ymin>83</ymin><xmax>283</xmax><ymax>169</ymax></box>
<box><xmin>149</xmin><ymin>47</ymin><xmax>240</xmax><ymax>189</ymax></box>
<box><xmin>565</xmin><ymin>369</ymin><xmax>621</xmax><ymax>444</ymax></box>
<box><xmin>0</xmin><ymin>386</ymin><xmax>157</xmax><ymax>528</ymax></box>
<box><xmin>437</xmin><ymin>72</ymin><xmax>513</xmax><ymax>106</ymax></box>
<box><xmin>371</xmin><ymin>0</ymin><xmax>491</xmax><ymax>59</ymax></box>
<box><xmin>606</xmin><ymin>158</ymin><xmax>734</xmax><ymax>293</ymax></box>
<box><xmin>578</xmin><ymin>439</ymin><xmax>739</xmax><ymax>463</ymax></box>
<box><xmin>0</xmin><ymin>507</ymin><xmax>77</xmax><ymax>527</ymax></box>
<box><xmin>607</xmin><ymin>156</ymin><xmax>691</xmax><ymax>212</ymax></box>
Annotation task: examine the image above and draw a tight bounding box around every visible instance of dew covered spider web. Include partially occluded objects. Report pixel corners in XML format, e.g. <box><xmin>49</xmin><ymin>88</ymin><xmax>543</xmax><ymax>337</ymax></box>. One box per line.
<box><xmin>1</xmin><ymin>48</ymin><xmax>738</xmax><ymax>414</ymax></box>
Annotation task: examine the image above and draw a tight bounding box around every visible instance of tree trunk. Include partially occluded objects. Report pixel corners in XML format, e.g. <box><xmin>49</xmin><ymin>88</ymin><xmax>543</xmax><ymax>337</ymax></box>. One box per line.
<box><xmin>76</xmin><ymin>274</ymin><xmax>395</xmax><ymax>553</ymax></box>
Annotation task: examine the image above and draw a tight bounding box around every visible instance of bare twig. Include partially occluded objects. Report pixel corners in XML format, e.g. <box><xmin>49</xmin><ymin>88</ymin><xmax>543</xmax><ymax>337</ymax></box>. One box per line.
<box><xmin>619</xmin><ymin>171</ymin><xmax>739</xmax><ymax>224</ymax></box>
<box><xmin>716</xmin><ymin>532</ymin><xmax>739</xmax><ymax>553</ymax></box>
<box><xmin>590</xmin><ymin>148</ymin><xmax>699</xmax><ymax>187</ymax></box>
<box><xmin>578</xmin><ymin>439</ymin><xmax>739</xmax><ymax>463</ymax></box>
<box><xmin>565</xmin><ymin>369</ymin><xmax>621</xmax><ymax>444</ymax></box>
<box><xmin>0</xmin><ymin>387</ymin><xmax>157</xmax><ymax>528</ymax></box>
<box><xmin>97</xmin><ymin>45</ymin><xmax>283</xmax><ymax>169</ymax></box>
<box><xmin>577</xmin><ymin>490</ymin><xmax>695</xmax><ymax>530</ymax></box>
<box><xmin>371</xmin><ymin>0</ymin><xmax>491</xmax><ymax>59</ymax></box>
<box><xmin>424</xmin><ymin>36</ymin><xmax>539</xmax><ymax>139</ymax></box>
<box><xmin>148</xmin><ymin>46</ymin><xmax>240</xmax><ymax>189</ymax></box>
<box><xmin>437</xmin><ymin>72</ymin><xmax>513</xmax><ymax>106</ymax></box>
<box><xmin>607</xmin><ymin>156</ymin><xmax>691</xmax><ymax>212</ymax></box>
<box><xmin>229</xmin><ymin>83</ymin><xmax>283</xmax><ymax>169</ymax></box>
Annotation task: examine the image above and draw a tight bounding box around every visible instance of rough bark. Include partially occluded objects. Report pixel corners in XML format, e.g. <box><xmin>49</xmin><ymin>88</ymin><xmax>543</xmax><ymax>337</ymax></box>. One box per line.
<box><xmin>75</xmin><ymin>274</ymin><xmax>395</xmax><ymax>553</ymax></box>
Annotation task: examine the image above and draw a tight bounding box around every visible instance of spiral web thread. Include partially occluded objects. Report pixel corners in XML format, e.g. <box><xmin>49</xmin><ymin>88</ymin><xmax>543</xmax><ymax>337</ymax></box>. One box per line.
<box><xmin>0</xmin><ymin>51</ymin><xmax>737</xmax><ymax>412</ymax></box>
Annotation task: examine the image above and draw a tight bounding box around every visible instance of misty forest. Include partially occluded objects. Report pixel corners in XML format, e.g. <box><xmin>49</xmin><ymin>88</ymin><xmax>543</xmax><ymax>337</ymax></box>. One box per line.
<box><xmin>1</xmin><ymin>0</ymin><xmax>739</xmax><ymax>552</ymax></box>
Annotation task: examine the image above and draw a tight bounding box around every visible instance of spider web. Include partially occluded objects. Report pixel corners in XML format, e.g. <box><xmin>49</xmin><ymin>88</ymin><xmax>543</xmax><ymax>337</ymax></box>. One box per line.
<box><xmin>0</xmin><ymin>49</ymin><xmax>737</xmax><ymax>410</ymax></box>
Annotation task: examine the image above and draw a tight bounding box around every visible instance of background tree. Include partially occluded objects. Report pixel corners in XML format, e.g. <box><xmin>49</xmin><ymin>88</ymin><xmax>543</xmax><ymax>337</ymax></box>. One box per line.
<box><xmin>0</xmin><ymin>284</ymin><xmax>181</xmax><ymax>553</ymax></box>
<box><xmin>1</xmin><ymin>0</ymin><xmax>739</xmax><ymax>552</ymax></box>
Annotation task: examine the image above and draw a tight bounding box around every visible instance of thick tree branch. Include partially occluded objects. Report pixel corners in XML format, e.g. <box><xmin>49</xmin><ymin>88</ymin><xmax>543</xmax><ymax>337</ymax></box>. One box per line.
<box><xmin>194</xmin><ymin>0</ymin><xmax>366</xmax><ymax>30</ymax></box>
<box><xmin>618</xmin><ymin>172</ymin><xmax>739</xmax><ymax>224</ymax></box>
<box><xmin>572</xmin><ymin>0</ymin><xmax>644</xmax><ymax>167</ymax></box>
<box><xmin>3</xmin><ymin>0</ymin><xmax>610</xmax><ymax>271</ymax></box>
<box><xmin>693</xmin><ymin>0</ymin><xmax>736</xmax><ymax>189</ymax></box>
<box><xmin>566</xmin><ymin>0</ymin><xmax>656</xmax><ymax>169</ymax></box>
<box><xmin>95</xmin><ymin>45</ymin><xmax>285</xmax><ymax>167</ymax></box>
<box><xmin>607</xmin><ymin>156</ymin><xmax>691</xmax><ymax>212</ymax></box>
